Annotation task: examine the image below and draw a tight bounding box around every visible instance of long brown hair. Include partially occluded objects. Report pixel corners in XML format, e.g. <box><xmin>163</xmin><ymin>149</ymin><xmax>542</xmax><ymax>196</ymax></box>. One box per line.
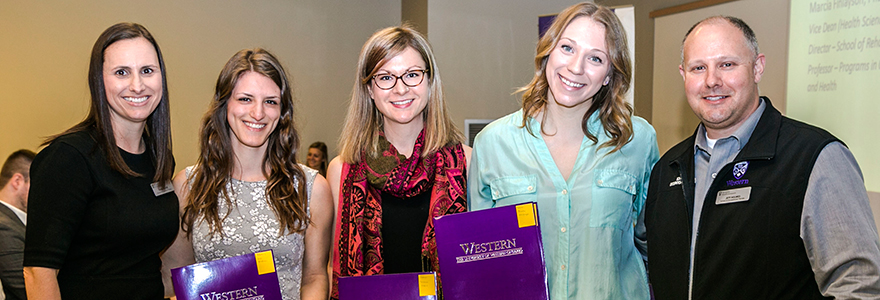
<box><xmin>182</xmin><ymin>48</ymin><xmax>309</xmax><ymax>237</ymax></box>
<box><xmin>518</xmin><ymin>2</ymin><xmax>634</xmax><ymax>153</ymax></box>
<box><xmin>337</xmin><ymin>25</ymin><xmax>464</xmax><ymax>163</ymax></box>
<box><xmin>44</xmin><ymin>22</ymin><xmax>174</xmax><ymax>184</ymax></box>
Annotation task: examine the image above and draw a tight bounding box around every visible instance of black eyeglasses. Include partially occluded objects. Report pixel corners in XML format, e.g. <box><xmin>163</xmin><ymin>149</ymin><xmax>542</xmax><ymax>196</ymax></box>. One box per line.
<box><xmin>372</xmin><ymin>69</ymin><xmax>428</xmax><ymax>90</ymax></box>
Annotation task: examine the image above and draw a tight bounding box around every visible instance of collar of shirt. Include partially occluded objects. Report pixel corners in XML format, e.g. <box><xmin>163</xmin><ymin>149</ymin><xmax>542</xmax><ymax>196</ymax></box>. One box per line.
<box><xmin>528</xmin><ymin>106</ymin><xmax>604</xmax><ymax>137</ymax></box>
<box><xmin>0</xmin><ymin>199</ymin><xmax>26</xmax><ymax>225</ymax></box>
<box><xmin>694</xmin><ymin>98</ymin><xmax>767</xmax><ymax>156</ymax></box>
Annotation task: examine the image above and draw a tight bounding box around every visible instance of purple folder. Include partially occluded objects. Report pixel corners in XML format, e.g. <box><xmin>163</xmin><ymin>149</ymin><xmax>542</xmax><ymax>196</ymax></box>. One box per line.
<box><xmin>434</xmin><ymin>202</ymin><xmax>549</xmax><ymax>300</ymax></box>
<box><xmin>338</xmin><ymin>272</ymin><xmax>438</xmax><ymax>300</ymax></box>
<box><xmin>171</xmin><ymin>250</ymin><xmax>282</xmax><ymax>300</ymax></box>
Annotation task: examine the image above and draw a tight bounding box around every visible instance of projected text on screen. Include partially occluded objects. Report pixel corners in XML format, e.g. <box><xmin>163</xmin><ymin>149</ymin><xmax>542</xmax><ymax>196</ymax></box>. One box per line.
<box><xmin>788</xmin><ymin>0</ymin><xmax>880</xmax><ymax>192</ymax></box>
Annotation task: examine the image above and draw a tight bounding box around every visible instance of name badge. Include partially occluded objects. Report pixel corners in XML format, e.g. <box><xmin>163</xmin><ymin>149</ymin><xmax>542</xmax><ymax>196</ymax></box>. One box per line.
<box><xmin>715</xmin><ymin>186</ymin><xmax>751</xmax><ymax>205</ymax></box>
<box><xmin>151</xmin><ymin>181</ymin><xmax>174</xmax><ymax>197</ymax></box>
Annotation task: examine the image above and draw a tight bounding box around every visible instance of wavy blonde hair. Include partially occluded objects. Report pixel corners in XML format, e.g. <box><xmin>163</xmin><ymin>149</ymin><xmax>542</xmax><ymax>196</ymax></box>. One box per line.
<box><xmin>518</xmin><ymin>2</ymin><xmax>634</xmax><ymax>152</ymax></box>
<box><xmin>338</xmin><ymin>25</ymin><xmax>463</xmax><ymax>163</ymax></box>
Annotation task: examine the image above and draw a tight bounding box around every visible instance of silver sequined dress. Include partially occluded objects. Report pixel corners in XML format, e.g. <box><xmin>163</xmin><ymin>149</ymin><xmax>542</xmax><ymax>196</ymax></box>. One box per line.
<box><xmin>188</xmin><ymin>165</ymin><xmax>316</xmax><ymax>300</ymax></box>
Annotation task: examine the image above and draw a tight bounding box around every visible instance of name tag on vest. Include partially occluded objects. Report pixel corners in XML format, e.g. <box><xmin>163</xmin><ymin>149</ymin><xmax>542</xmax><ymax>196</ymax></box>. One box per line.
<box><xmin>715</xmin><ymin>186</ymin><xmax>751</xmax><ymax>205</ymax></box>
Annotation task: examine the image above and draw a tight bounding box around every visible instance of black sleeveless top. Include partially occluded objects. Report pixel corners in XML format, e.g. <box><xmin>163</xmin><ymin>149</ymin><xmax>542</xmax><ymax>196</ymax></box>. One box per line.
<box><xmin>380</xmin><ymin>190</ymin><xmax>431</xmax><ymax>274</ymax></box>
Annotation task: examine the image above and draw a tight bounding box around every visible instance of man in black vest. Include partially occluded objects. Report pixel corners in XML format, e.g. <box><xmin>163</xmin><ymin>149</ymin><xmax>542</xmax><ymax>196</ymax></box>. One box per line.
<box><xmin>646</xmin><ymin>16</ymin><xmax>880</xmax><ymax>299</ymax></box>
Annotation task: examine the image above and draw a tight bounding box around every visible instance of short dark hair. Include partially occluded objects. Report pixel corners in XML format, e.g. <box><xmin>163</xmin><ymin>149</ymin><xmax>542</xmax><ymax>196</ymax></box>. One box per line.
<box><xmin>681</xmin><ymin>16</ymin><xmax>760</xmax><ymax>62</ymax></box>
<box><xmin>0</xmin><ymin>149</ymin><xmax>37</xmax><ymax>188</ymax></box>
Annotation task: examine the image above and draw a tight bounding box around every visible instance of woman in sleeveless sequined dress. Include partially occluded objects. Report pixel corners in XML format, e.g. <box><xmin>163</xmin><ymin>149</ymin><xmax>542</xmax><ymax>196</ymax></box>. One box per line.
<box><xmin>162</xmin><ymin>48</ymin><xmax>333</xmax><ymax>300</ymax></box>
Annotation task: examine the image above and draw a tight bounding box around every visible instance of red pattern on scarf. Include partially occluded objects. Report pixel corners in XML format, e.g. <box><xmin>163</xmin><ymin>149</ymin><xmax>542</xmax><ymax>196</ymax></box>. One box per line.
<box><xmin>331</xmin><ymin>131</ymin><xmax>467</xmax><ymax>298</ymax></box>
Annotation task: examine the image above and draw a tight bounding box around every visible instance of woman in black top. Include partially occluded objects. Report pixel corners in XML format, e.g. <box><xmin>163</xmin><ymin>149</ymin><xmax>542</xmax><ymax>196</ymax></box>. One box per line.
<box><xmin>23</xmin><ymin>23</ymin><xmax>176</xmax><ymax>299</ymax></box>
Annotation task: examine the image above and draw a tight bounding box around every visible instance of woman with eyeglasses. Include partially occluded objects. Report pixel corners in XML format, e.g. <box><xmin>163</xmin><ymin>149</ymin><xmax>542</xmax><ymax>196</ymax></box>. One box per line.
<box><xmin>328</xmin><ymin>25</ymin><xmax>470</xmax><ymax>298</ymax></box>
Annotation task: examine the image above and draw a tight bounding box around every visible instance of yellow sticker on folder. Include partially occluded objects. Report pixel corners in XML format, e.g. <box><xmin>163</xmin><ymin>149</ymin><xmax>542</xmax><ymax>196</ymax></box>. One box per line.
<box><xmin>418</xmin><ymin>273</ymin><xmax>437</xmax><ymax>296</ymax></box>
<box><xmin>254</xmin><ymin>250</ymin><xmax>276</xmax><ymax>275</ymax></box>
<box><xmin>516</xmin><ymin>203</ymin><xmax>537</xmax><ymax>228</ymax></box>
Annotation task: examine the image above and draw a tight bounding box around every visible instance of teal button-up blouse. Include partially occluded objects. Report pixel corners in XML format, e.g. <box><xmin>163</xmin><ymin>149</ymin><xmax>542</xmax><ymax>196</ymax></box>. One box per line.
<box><xmin>468</xmin><ymin>109</ymin><xmax>659</xmax><ymax>299</ymax></box>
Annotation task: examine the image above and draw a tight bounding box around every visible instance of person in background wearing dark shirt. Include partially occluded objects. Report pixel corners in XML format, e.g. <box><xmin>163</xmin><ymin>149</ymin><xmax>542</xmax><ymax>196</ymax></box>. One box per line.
<box><xmin>0</xmin><ymin>149</ymin><xmax>36</xmax><ymax>300</ymax></box>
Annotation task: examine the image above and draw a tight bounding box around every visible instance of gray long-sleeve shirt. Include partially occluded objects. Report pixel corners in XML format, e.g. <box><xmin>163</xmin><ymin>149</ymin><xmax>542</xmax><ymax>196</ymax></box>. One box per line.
<box><xmin>689</xmin><ymin>99</ymin><xmax>880</xmax><ymax>299</ymax></box>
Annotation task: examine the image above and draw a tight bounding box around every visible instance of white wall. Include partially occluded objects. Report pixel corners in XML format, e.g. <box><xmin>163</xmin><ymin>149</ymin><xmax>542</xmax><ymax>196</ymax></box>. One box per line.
<box><xmin>427</xmin><ymin>0</ymin><xmax>597</xmax><ymax>125</ymax></box>
<box><xmin>0</xmin><ymin>0</ymin><xmax>400</xmax><ymax>170</ymax></box>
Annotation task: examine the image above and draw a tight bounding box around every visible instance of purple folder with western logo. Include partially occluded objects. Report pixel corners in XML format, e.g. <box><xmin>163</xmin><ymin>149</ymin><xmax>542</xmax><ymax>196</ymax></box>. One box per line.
<box><xmin>338</xmin><ymin>272</ymin><xmax>438</xmax><ymax>300</ymax></box>
<box><xmin>434</xmin><ymin>202</ymin><xmax>549</xmax><ymax>300</ymax></box>
<box><xmin>171</xmin><ymin>250</ymin><xmax>282</xmax><ymax>300</ymax></box>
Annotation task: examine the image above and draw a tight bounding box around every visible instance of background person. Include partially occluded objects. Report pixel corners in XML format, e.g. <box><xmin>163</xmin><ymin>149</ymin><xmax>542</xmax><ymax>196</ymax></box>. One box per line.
<box><xmin>0</xmin><ymin>149</ymin><xmax>36</xmax><ymax>300</ymax></box>
<box><xmin>23</xmin><ymin>23</ymin><xmax>177</xmax><ymax>299</ymax></box>
<box><xmin>328</xmin><ymin>25</ymin><xmax>471</xmax><ymax>298</ymax></box>
<box><xmin>468</xmin><ymin>3</ymin><xmax>658</xmax><ymax>299</ymax></box>
<box><xmin>646</xmin><ymin>16</ymin><xmax>880</xmax><ymax>299</ymax></box>
<box><xmin>161</xmin><ymin>48</ymin><xmax>333</xmax><ymax>300</ymax></box>
<box><xmin>306</xmin><ymin>141</ymin><xmax>328</xmax><ymax>177</ymax></box>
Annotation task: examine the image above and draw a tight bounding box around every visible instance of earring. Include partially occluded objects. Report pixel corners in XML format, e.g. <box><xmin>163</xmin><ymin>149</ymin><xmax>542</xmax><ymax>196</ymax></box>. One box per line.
<box><xmin>603</xmin><ymin>77</ymin><xmax>610</xmax><ymax>85</ymax></box>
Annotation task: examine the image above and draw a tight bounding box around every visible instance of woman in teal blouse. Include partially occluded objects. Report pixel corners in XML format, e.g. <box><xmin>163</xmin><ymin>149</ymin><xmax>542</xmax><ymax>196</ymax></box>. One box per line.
<box><xmin>468</xmin><ymin>3</ymin><xmax>658</xmax><ymax>299</ymax></box>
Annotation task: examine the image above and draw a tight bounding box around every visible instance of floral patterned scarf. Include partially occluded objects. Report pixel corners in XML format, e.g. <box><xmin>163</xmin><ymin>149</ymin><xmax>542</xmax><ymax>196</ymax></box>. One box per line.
<box><xmin>332</xmin><ymin>130</ymin><xmax>467</xmax><ymax>298</ymax></box>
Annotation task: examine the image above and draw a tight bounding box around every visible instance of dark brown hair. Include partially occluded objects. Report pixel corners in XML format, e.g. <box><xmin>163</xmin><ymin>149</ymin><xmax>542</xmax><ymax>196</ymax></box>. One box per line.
<box><xmin>44</xmin><ymin>22</ymin><xmax>174</xmax><ymax>185</ymax></box>
<box><xmin>182</xmin><ymin>48</ymin><xmax>309</xmax><ymax>237</ymax></box>
<box><xmin>0</xmin><ymin>149</ymin><xmax>36</xmax><ymax>188</ymax></box>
